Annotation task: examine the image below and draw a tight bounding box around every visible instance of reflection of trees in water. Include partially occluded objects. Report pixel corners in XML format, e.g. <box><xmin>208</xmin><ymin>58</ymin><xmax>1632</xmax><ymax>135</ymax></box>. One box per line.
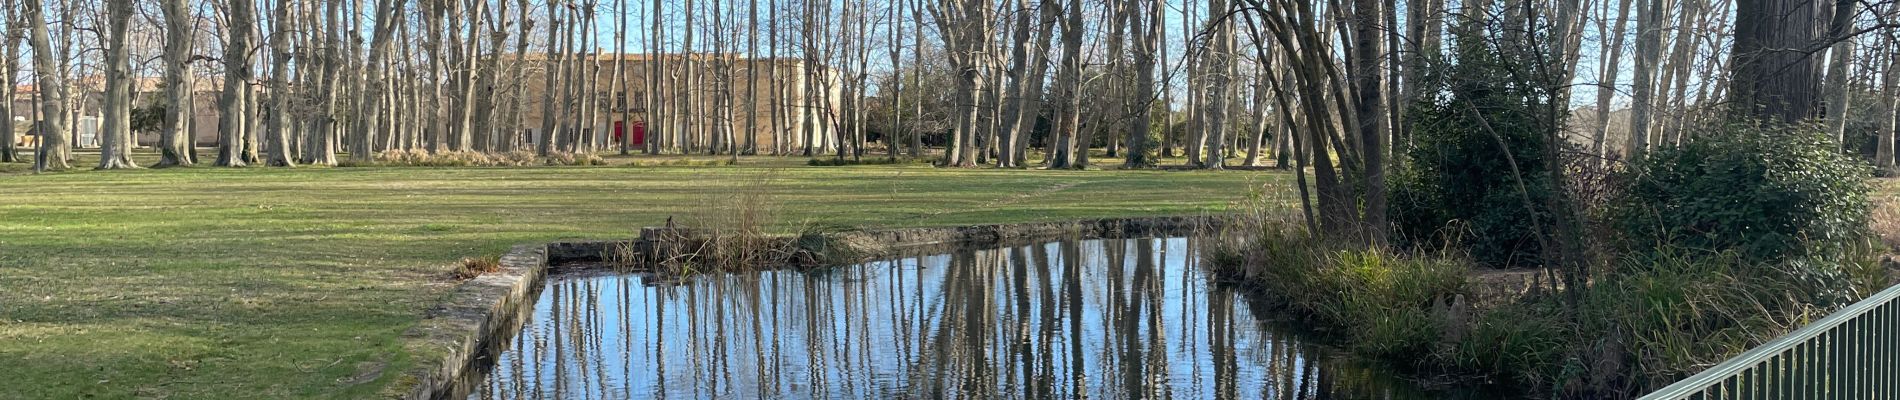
<box><xmin>466</xmin><ymin>238</ymin><xmax>1448</xmax><ymax>400</ymax></box>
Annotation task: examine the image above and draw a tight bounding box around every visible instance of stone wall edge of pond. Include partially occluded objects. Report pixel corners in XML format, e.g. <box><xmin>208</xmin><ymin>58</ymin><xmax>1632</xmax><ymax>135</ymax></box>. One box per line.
<box><xmin>392</xmin><ymin>244</ymin><xmax>548</xmax><ymax>400</ymax></box>
<box><xmin>542</xmin><ymin>214</ymin><xmax>1229</xmax><ymax>268</ymax></box>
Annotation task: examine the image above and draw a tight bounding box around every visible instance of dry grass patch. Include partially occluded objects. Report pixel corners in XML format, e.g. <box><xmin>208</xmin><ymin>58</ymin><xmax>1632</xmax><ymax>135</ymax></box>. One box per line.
<box><xmin>1875</xmin><ymin>180</ymin><xmax>1899</xmax><ymax>251</ymax></box>
<box><xmin>453</xmin><ymin>255</ymin><xmax>502</xmax><ymax>280</ymax></box>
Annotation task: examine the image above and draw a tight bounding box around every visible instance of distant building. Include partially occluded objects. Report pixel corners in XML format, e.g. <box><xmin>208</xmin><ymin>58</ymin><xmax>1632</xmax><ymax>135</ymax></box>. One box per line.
<box><xmin>13</xmin><ymin>77</ymin><xmax>223</xmax><ymax>149</ymax></box>
<box><xmin>509</xmin><ymin>53</ymin><xmax>844</xmax><ymax>152</ymax></box>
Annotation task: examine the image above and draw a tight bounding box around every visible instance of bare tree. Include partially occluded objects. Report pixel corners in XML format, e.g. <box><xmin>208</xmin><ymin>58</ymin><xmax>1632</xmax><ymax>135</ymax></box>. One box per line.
<box><xmin>1878</xmin><ymin>33</ymin><xmax>1899</xmax><ymax>170</ymax></box>
<box><xmin>1199</xmin><ymin>0</ymin><xmax>1237</xmax><ymax>170</ymax></box>
<box><xmin>350</xmin><ymin>0</ymin><xmax>406</xmax><ymax>161</ymax></box>
<box><xmin>475</xmin><ymin>0</ymin><xmax>508</xmax><ymax>153</ymax></box>
<box><xmin>1626</xmin><ymin>0</ymin><xmax>1664</xmax><ymax>160</ymax></box>
<box><xmin>928</xmin><ymin>0</ymin><xmax>993</xmax><ymax>167</ymax></box>
<box><xmin>1349</xmin><ymin>0</ymin><xmax>1387</xmax><ymax>239</ymax></box>
<box><xmin>1820</xmin><ymin>0</ymin><xmax>1857</xmax><ymax>146</ymax></box>
<box><xmin>1122</xmin><ymin>0</ymin><xmax>1159</xmax><ymax>167</ymax></box>
<box><xmin>263</xmin><ymin>0</ymin><xmax>296</xmax><ymax>166</ymax></box>
<box><xmin>536</xmin><ymin>0</ymin><xmax>563</xmax><ymax>156</ymax></box>
<box><xmin>1008</xmin><ymin>0</ymin><xmax>1057</xmax><ymax>167</ymax></box>
<box><xmin>23</xmin><ymin>0</ymin><xmax>67</xmax><ymax>170</ymax></box>
<box><xmin>0</xmin><ymin>0</ymin><xmax>22</xmax><ymax>164</ymax></box>
<box><xmin>1590</xmin><ymin>0</ymin><xmax>1632</xmax><ymax>161</ymax></box>
<box><xmin>95</xmin><ymin>0</ymin><xmax>137</xmax><ymax>169</ymax></box>
<box><xmin>152</xmin><ymin>0</ymin><xmax>197</xmax><ymax>166</ymax></box>
<box><xmin>995</xmin><ymin>0</ymin><xmax>1033</xmax><ymax>167</ymax></box>
<box><xmin>215</xmin><ymin>0</ymin><xmax>257</xmax><ymax>166</ymax></box>
<box><xmin>1047</xmin><ymin>0</ymin><xmax>1082</xmax><ymax>168</ymax></box>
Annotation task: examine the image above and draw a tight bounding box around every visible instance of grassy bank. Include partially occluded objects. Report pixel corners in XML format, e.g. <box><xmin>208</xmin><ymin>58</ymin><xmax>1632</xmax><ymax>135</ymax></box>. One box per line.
<box><xmin>0</xmin><ymin>161</ymin><xmax>1271</xmax><ymax>398</ymax></box>
<box><xmin>1211</xmin><ymin>177</ymin><xmax>1899</xmax><ymax>397</ymax></box>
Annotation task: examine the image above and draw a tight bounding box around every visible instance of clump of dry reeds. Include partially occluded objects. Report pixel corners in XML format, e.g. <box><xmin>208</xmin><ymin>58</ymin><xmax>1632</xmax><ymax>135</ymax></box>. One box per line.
<box><xmin>543</xmin><ymin>151</ymin><xmax>606</xmax><ymax>166</ymax></box>
<box><xmin>346</xmin><ymin>149</ymin><xmax>546</xmax><ymax>167</ymax></box>
<box><xmin>453</xmin><ymin>255</ymin><xmax>502</xmax><ymax>280</ymax></box>
<box><xmin>646</xmin><ymin>169</ymin><xmax>807</xmax><ymax>275</ymax></box>
<box><xmin>1875</xmin><ymin>193</ymin><xmax>1899</xmax><ymax>251</ymax></box>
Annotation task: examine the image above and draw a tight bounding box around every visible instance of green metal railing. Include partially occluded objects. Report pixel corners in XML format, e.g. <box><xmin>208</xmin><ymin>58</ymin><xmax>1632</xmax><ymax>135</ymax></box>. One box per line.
<box><xmin>1641</xmin><ymin>282</ymin><xmax>1900</xmax><ymax>400</ymax></box>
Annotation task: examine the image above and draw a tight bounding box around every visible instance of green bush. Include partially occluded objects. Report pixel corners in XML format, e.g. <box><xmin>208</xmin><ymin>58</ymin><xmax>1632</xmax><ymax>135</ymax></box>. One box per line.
<box><xmin>1389</xmin><ymin>30</ymin><xmax>1564</xmax><ymax>268</ymax></box>
<box><xmin>1611</xmin><ymin>121</ymin><xmax>1871</xmax><ymax>264</ymax></box>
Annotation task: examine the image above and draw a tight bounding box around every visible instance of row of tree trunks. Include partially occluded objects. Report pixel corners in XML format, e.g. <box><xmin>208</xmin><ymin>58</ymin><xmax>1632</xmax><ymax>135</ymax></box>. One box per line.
<box><xmin>13</xmin><ymin>0</ymin><xmax>1896</xmax><ymax>174</ymax></box>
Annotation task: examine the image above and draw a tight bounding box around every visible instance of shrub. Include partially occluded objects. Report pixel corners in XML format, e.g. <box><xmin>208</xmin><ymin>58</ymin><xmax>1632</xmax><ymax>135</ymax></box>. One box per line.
<box><xmin>1611</xmin><ymin>121</ymin><xmax>1872</xmax><ymax>264</ymax></box>
<box><xmin>1389</xmin><ymin>25</ymin><xmax>1567</xmax><ymax>268</ymax></box>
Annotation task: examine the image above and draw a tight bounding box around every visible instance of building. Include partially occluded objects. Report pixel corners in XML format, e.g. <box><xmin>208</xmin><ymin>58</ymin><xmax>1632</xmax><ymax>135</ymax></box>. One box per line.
<box><xmin>13</xmin><ymin>77</ymin><xmax>224</xmax><ymax>149</ymax></box>
<box><xmin>510</xmin><ymin>53</ymin><xmax>844</xmax><ymax>152</ymax></box>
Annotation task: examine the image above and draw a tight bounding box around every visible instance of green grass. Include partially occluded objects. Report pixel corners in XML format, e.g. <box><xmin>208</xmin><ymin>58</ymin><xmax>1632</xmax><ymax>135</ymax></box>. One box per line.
<box><xmin>0</xmin><ymin>156</ymin><xmax>1272</xmax><ymax>399</ymax></box>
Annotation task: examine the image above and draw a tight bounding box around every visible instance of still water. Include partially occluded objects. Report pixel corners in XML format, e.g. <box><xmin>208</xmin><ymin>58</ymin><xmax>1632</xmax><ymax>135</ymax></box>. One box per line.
<box><xmin>456</xmin><ymin>237</ymin><xmax>1488</xmax><ymax>399</ymax></box>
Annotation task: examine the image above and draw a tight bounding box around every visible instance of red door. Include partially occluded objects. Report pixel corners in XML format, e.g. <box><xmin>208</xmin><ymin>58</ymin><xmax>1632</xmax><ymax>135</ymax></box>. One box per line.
<box><xmin>629</xmin><ymin>121</ymin><xmax>647</xmax><ymax>146</ymax></box>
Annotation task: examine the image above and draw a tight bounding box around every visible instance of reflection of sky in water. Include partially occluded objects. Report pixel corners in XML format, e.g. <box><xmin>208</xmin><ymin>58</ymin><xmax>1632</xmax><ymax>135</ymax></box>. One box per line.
<box><xmin>460</xmin><ymin>237</ymin><xmax>1490</xmax><ymax>400</ymax></box>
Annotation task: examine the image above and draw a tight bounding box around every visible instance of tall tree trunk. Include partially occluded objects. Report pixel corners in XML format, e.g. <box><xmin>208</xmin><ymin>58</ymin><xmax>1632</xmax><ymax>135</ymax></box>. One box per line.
<box><xmin>0</xmin><ymin>4</ymin><xmax>11</xmax><ymax>164</ymax></box>
<box><xmin>909</xmin><ymin>0</ymin><xmax>924</xmax><ymax>158</ymax></box>
<box><xmin>1819</xmin><ymin>0</ymin><xmax>1857</xmax><ymax>147</ymax></box>
<box><xmin>766</xmin><ymin>0</ymin><xmax>779</xmax><ymax>155</ymax></box>
<box><xmin>1592</xmin><ymin>0</ymin><xmax>1633</xmax><ymax>161</ymax></box>
<box><xmin>1729</xmin><ymin>0</ymin><xmax>1821</xmax><ymax>123</ymax></box>
<box><xmin>503</xmin><ymin>0</ymin><xmax>533</xmax><ymax>152</ymax></box>
<box><xmin>1245</xmin><ymin>52</ymin><xmax>1270</xmax><ymax>166</ymax></box>
<box><xmin>155</xmin><ymin>0</ymin><xmax>196</xmax><ymax>166</ymax></box>
<box><xmin>1657</xmin><ymin>0</ymin><xmax>1702</xmax><ymax>147</ymax></box>
<box><xmin>303</xmin><ymin>0</ymin><xmax>342</xmax><ymax>165</ymax></box>
<box><xmin>264</xmin><ymin>0</ymin><xmax>297</xmax><ymax>166</ymax></box>
<box><xmin>0</xmin><ymin>7</ymin><xmax>12</xmax><ymax>163</ymax></box>
<box><xmin>929</xmin><ymin>0</ymin><xmax>991</xmax><ymax>167</ymax></box>
<box><xmin>1201</xmin><ymin>0</ymin><xmax>1235</xmax><ymax>170</ymax></box>
<box><xmin>537</xmin><ymin>1</ymin><xmax>563</xmax><ymax>156</ymax></box>
<box><xmin>1008</xmin><ymin>0</ymin><xmax>1055</xmax><ymax>167</ymax></box>
<box><xmin>1048</xmin><ymin>0</ymin><xmax>1083</xmax><ymax>169</ymax></box>
<box><xmin>216</xmin><ymin>0</ymin><xmax>257</xmax><ymax>166</ymax></box>
<box><xmin>422</xmin><ymin>0</ymin><xmax>445</xmax><ymax>153</ymax></box>
<box><xmin>1351</xmin><ymin>0</ymin><xmax>1387</xmax><ymax>240</ymax></box>
<box><xmin>476</xmin><ymin>0</ymin><xmax>507</xmax><ymax>153</ymax></box>
<box><xmin>995</xmin><ymin>0</ymin><xmax>1033</xmax><ymax>168</ymax></box>
<box><xmin>1122</xmin><ymin>0</ymin><xmax>1159</xmax><ymax>167</ymax></box>
<box><xmin>745</xmin><ymin>0</ymin><xmax>757</xmax><ymax>156</ymax></box>
<box><xmin>885</xmin><ymin>0</ymin><xmax>901</xmax><ymax>161</ymax></box>
<box><xmin>1877</xmin><ymin>38</ymin><xmax>1899</xmax><ymax>171</ymax></box>
<box><xmin>350</xmin><ymin>0</ymin><xmax>405</xmax><ymax>161</ymax></box>
<box><xmin>1183</xmin><ymin>0</ymin><xmax>1202</xmax><ymax>166</ymax></box>
<box><xmin>457</xmin><ymin>0</ymin><xmax>482</xmax><ymax>152</ymax></box>
<box><xmin>1626</xmin><ymin>0</ymin><xmax>1665</xmax><ymax>161</ymax></box>
<box><xmin>97</xmin><ymin>0</ymin><xmax>138</xmax><ymax>169</ymax></box>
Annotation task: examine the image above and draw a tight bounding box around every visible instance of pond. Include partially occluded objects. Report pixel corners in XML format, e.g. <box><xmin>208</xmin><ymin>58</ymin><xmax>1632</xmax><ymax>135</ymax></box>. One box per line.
<box><xmin>452</xmin><ymin>237</ymin><xmax>1500</xmax><ymax>399</ymax></box>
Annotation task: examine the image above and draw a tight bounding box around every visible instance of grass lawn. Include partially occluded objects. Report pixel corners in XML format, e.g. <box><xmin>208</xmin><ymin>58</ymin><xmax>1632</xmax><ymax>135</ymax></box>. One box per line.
<box><xmin>0</xmin><ymin>154</ymin><xmax>1273</xmax><ymax>399</ymax></box>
